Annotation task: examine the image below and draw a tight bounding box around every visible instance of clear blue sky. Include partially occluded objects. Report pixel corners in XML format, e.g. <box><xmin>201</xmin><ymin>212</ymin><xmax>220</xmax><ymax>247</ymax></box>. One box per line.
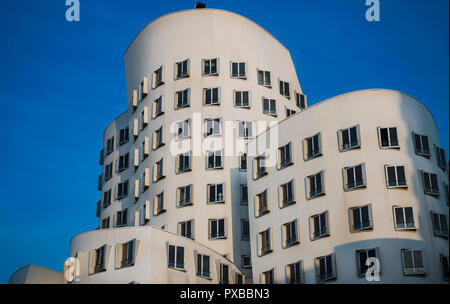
<box><xmin>0</xmin><ymin>0</ymin><xmax>448</xmax><ymax>283</ymax></box>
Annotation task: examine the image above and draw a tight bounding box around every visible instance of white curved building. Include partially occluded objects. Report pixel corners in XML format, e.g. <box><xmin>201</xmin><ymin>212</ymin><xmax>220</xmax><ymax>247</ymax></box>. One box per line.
<box><xmin>247</xmin><ymin>89</ymin><xmax>449</xmax><ymax>284</ymax></box>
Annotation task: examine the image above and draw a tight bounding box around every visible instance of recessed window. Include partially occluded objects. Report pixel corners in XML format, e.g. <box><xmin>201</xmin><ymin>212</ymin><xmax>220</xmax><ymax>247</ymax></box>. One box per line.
<box><xmin>257</xmin><ymin>69</ymin><xmax>271</xmax><ymax>87</ymax></box>
<box><xmin>338</xmin><ymin>125</ymin><xmax>361</xmax><ymax>151</ymax></box>
<box><xmin>168</xmin><ymin>245</ymin><xmax>184</xmax><ymax>270</ymax></box>
<box><xmin>349</xmin><ymin>205</ymin><xmax>373</xmax><ymax>232</ymax></box>
<box><xmin>440</xmin><ymin>255</ymin><xmax>449</xmax><ymax>281</ymax></box>
<box><xmin>141</xmin><ymin>137</ymin><xmax>150</xmax><ymax>161</ymax></box>
<box><xmin>207</xmin><ymin>150</ymin><xmax>223</xmax><ymax>170</ymax></box>
<box><xmin>279</xmin><ymin>180</ymin><xmax>295</xmax><ymax>208</ymax></box>
<box><xmin>175</xmin><ymin>88</ymin><xmax>190</xmax><ymax>109</ymax></box>
<box><xmin>153</xmin><ymin>192</ymin><xmax>165</xmax><ymax>215</ymax></box>
<box><xmin>208</xmin><ymin>184</ymin><xmax>225</xmax><ymax>204</ymax></box>
<box><xmin>153</xmin><ymin>158</ymin><xmax>165</xmax><ymax>182</ymax></box>
<box><xmin>444</xmin><ymin>183</ymin><xmax>449</xmax><ymax>206</ymax></box>
<box><xmin>258</xmin><ymin>228</ymin><xmax>272</xmax><ymax>256</ymax></box>
<box><xmin>106</xmin><ymin>137</ymin><xmax>115</xmax><ymax>154</ymax></box>
<box><xmin>117</xmin><ymin>239</ymin><xmax>137</xmax><ymax>268</ymax></box>
<box><xmin>393</xmin><ymin>206</ymin><xmax>416</xmax><ymax>230</ymax></box>
<box><xmin>356</xmin><ymin>248</ymin><xmax>380</xmax><ymax>278</ymax></box>
<box><xmin>431</xmin><ymin>212</ymin><xmax>448</xmax><ymax>238</ymax></box>
<box><xmin>241</xmin><ymin>219</ymin><xmax>250</xmax><ymax>241</ymax></box>
<box><xmin>422</xmin><ymin>171</ymin><xmax>439</xmax><ymax>196</ymax></box>
<box><xmin>401</xmin><ymin>249</ymin><xmax>425</xmax><ymax>275</ymax></box>
<box><xmin>436</xmin><ymin>146</ymin><xmax>448</xmax><ymax>170</ymax></box>
<box><xmin>92</xmin><ymin>245</ymin><xmax>107</xmax><ymax>274</ymax></box>
<box><xmin>176</xmin><ymin>151</ymin><xmax>191</xmax><ymax>174</ymax></box>
<box><xmin>204</xmin><ymin>87</ymin><xmax>220</xmax><ymax>105</ymax></box>
<box><xmin>152</xmin><ymin>127</ymin><xmax>164</xmax><ymax>151</ymax></box>
<box><xmin>118</xmin><ymin>153</ymin><xmax>129</xmax><ymax>172</ymax></box>
<box><xmin>303</xmin><ymin>133</ymin><xmax>322</xmax><ymax>160</ymax></box>
<box><xmin>178</xmin><ymin>219</ymin><xmax>194</xmax><ymax>239</ymax></box>
<box><xmin>203</xmin><ymin>58</ymin><xmax>219</xmax><ymax>76</ymax></box>
<box><xmin>310</xmin><ymin>211</ymin><xmax>329</xmax><ymax>240</ymax></box>
<box><xmin>256</xmin><ymin>190</ymin><xmax>269</xmax><ymax>217</ymax></box>
<box><xmin>175</xmin><ymin>119</ymin><xmax>190</xmax><ymax>141</ymax></box>
<box><xmin>196</xmin><ymin>254</ymin><xmax>211</xmax><ymax>278</ymax></box>
<box><xmin>239</xmin><ymin>153</ymin><xmax>247</xmax><ymax>171</ymax></box>
<box><xmin>261</xmin><ymin>268</ymin><xmax>274</xmax><ymax>284</ymax></box>
<box><xmin>413</xmin><ymin>133</ymin><xmax>430</xmax><ymax>157</ymax></box>
<box><xmin>279</xmin><ymin>80</ymin><xmax>290</xmax><ymax>99</ymax></box>
<box><xmin>287</xmin><ymin>261</ymin><xmax>303</xmax><ymax>284</ymax></box>
<box><xmin>177</xmin><ymin>185</ymin><xmax>193</xmax><ymax>207</ymax></box>
<box><xmin>99</xmin><ymin>149</ymin><xmax>105</xmax><ymax>165</ymax></box>
<box><xmin>343</xmin><ymin>163</ymin><xmax>367</xmax><ymax>191</ymax></box>
<box><xmin>175</xmin><ymin>59</ymin><xmax>190</xmax><ymax>79</ymax></box>
<box><xmin>234</xmin><ymin>91</ymin><xmax>250</xmax><ymax>108</ymax></box>
<box><xmin>237</xmin><ymin>121</ymin><xmax>252</xmax><ymax>139</ymax></box>
<box><xmin>242</xmin><ymin>255</ymin><xmax>252</xmax><ymax>269</ymax></box>
<box><xmin>278</xmin><ymin>142</ymin><xmax>293</xmax><ymax>169</ymax></box>
<box><xmin>139</xmin><ymin>169</ymin><xmax>150</xmax><ymax>193</ymax></box>
<box><xmin>138</xmin><ymin>78</ymin><xmax>148</xmax><ymax>102</ymax></box>
<box><xmin>253</xmin><ymin>155</ymin><xmax>268</xmax><ymax>179</ymax></box>
<box><xmin>282</xmin><ymin>219</ymin><xmax>299</xmax><ymax>248</ymax></box>
<box><xmin>101</xmin><ymin>216</ymin><xmax>110</xmax><ymax>229</ymax></box>
<box><xmin>231</xmin><ymin>62</ymin><xmax>246</xmax><ymax>79</ymax></box>
<box><xmin>306</xmin><ymin>171</ymin><xmax>325</xmax><ymax>199</ymax></box>
<box><xmin>152</xmin><ymin>66</ymin><xmax>164</xmax><ymax>89</ymax></box>
<box><xmin>205</xmin><ymin>118</ymin><xmax>221</xmax><ymax>137</ymax></box>
<box><xmin>385</xmin><ymin>165</ymin><xmax>407</xmax><ymax>188</ymax></box>
<box><xmin>286</xmin><ymin>108</ymin><xmax>297</xmax><ymax>117</ymax></box>
<box><xmin>295</xmin><ymin>92</ymin><xmax>306</xmax><ymax>110</ymax></box>
<box><xmin>142</xmin><ymin>202</ymin><xmax>150</xmax><ymax>225</ymax></box>
<box><xmin>315</xmin><ymin>254</ymin><xmax>336</xmax><ymax>283</ymax></box>
<box><xmin>152</xmin><ymin>95</ymin><xmax>164</xmax><ymax>119</ymax></box>
<box><xmin>102</xmin><ymin>189</ymin><xmax>111</xmax><ymax>208</ymax></box>
<box><xmin>219</xmin><ymin>263</ymin><xmax>230</xmax><ymax>284</ymax></box>
<box><xmin>378</xmin><ymin>127</ymin><xmax>399</xmax><ymax>148</ymax></box>
<box><xmin>104</xmin><ymin>162</ymin><xmax>113</xmax><ymax>181</ymax></box>
<box><xmin>140</xmin><ymin>107</ymin><xmax>148</xmax><ymax>130</ymax></box>
<box><xmin>119</xmin><ymin>127</ymin><xmax>129</xmax><ymax>145</ymax></box>
<box><xmin>262</xmin><ymin>97</ymin><xmax>276</xmax><ymax>116</ymax></box>
<box><xmin>209</xmin><ymin>218</ymin><xmax>227</xmax><ymax>239</ymax></box>
<box><xmin>240</xmin><ymin>184</ymin><xmax>248</xmax><ymax>205</ymax></box>
<box><xmin>117</xmin><ymin>181</ymin><xmax>129</xmax><ymax>199</ymax></box>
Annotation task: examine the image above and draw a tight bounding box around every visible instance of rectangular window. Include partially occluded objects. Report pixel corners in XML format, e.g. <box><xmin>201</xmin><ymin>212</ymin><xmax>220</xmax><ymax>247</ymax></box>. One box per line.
<box><xmin>153</xmin><ymin>158</ymin><xmax>165</xmax><ymax>182</ymax></box>
<box><xmin>278</xmin><ymin>142</ymin><xmax>293</xmax><ymax>169</ymax></box>
<box><xmin>444</xmin><ymin>183</ymin><xmax>450</xmax><ymax>206</ymax></box>
<box><xmin>231</xmin><ymin>62</ymin><xmax>246</xmax><ymax>78</ymax></box>
<box><xmin>241</xmin><ymin>219</ymin><xmax>250</xmax><ymax>241</ymax></box>
<box><xmin>205</xmin><ymin>118</ymin><xmax>221</xmax><ymax>137</ymax></box>
<box><xmin>234</xmin><ymin>91</ymin><xmax>250</xmax><ymax>108</ymax></box>
<box><xmin>219</xmin><ymin>264</ymin><xmax>229</xmax><ymax>284</ymax></box>
<box><xmin>118</xmin><ymin>153</ymin><xmax>130</xmax><ymax>172</ymax></box>
<box><xmin>283</xmin><ymin>219</ymin><xmax>299</xmax><ymax>247</ymax></box>
<box><xmin>177</xmin><ymin>185</ymin><xmax>192</xmax><ymax>207</ymax></box>
<box><xmin>210</xmin><ymin>218</ymin><xmax>226</xmax><ymax>239</ymax></box>
<box><xmin>176</xmin><ymin>152</ymin><xmax>191</xmax><ymax>173</ymax></box>
<box><xmin>287</xmin><ymin>261</ymin><xmax>303</xmax><ymax>284</ymax></box>
<box><xmin>339</xmin><ymin>125</ymin><xmax>361</xmax><ymax>151</ymax></box>
<box><xmin>175</xmin><ymin>119</ymin><xmax>190</xmax><ymax>141</ymax></box>
<box><xmin>102</xmin><ymin>190</ymin><xmax>111</xmax><ymax>208</ymax></box>
<box><xmin>138</xmin><ymin>77</ymin><xmax>148</xmax><ymax>102</ymax></box>
<box><xmin>311</xmin><ymin>211</ymin><xmax>329</xmax><ymax>240</ymax></box>
<box><xmin>242</xmin><ymin>255</ymin><xmax>252</xmax><ymax>268</ymax></box>
<box><xmin>440</xmin><ymin>255</ymin><xmax>449</xmax><ymax>281</ymax></box>
<box><xmin>94</xmin><ymin>245</ymin><xmax>107</xmax><ymax>274</ymax></box>
<box><xmin>279</xmin><ymin>80</ymin><xmax>290</xmax><ymax>99</ymax></box>
<box><xmin>262</xmin><ymin>98</ymin><xmax>277</xmax><ymax>116</ymax></box>
<box><xmin>153</xmin><ymin>126</ymin><xmax>164</xmax><ymax>150</ymax></box>
<box><xmin>304</xmin><ymin>133</ymin><xmax>322</xmax><ymax>160</ymax></box>
<box><xmin>286</xmin><ymin>108</ymin><xmax>297</xmax><ymax>117</ymax></box>
<box><xmin>385</xmin><ymin>165</ymin><xmax>407</xmax><ymax>188</ymax></box>
<box><xmin>207</xmin><ymin>150</ymin><xmax>223</xmax><ymax>170</ymax></box>
<box><xmin>106</xmin><ymin>137</ymin><xmax>115</xmax><ymax>154</ymax></box>
<box><xmin>203</xmin><ymin>58</ymin><xmax>219</xmax><ymax>76</ymax></box>
<box><xmin>101</xmin><ymin>216</ymin><xmax>110</xmax><ymax>229</ymax></box>
<box><xmin>436</xmin><ymin>146</ymin><xmax>448</xmax><ymax>170</ymax></box>
<box><xmin>99</xmin><ymin>149</ymin><xmax>105</xmax><ymax>165</ymax></box>
<box><xmin>280</xmin><ymin>180</ymin><xmax>295</xmax><ymax>207</ymax></box>
<box><xmin>204</xmin><ymin>87</ymin><xmax>220</xmax><ymax>105</ymax></box>
<box><xmin>196</xmin><ymin>254</ymin><xmax>211</xmax><ymax>278</ymax></box>
<box><xmin>296</xmin><ymin>93</ymin><xmax>306</xmax><ymax>110</ymax></box>
<box><xmin>413</xmin><ymin>133</ymin><xmax>430</xmax><ymax>157</ymax></box>
<box><xmin>104</xmin><ymin>163</ymin><xmax>113</xmax><ymax>181</ymax></box>
<box><xmin>306</xmin><ymin>171</ymin><xmax>325</xmax><ymax>199</ymax></box>
<box><xmin>153</xmin><ymin>66</ymin><xmax>164</xmax><ymax>88</ymax></box>
<box><xmin>116</xmin><ymin>209</ymin><xmax>128</xmax><ymax>227</ymax></box>
<box><xmin>179</xmin><ymin>220</ymin><xmax>194</xmax><ymax>239</ymax></box>
<box><xmin>168</xmin><ymin>245</ymin><xmax>184</xmax><ymax>270</ymax></box>
<box><xmin>117</xmin><ymin>181</ymin><xmax>129</xmax><ymax>199</ymax></box>
<box><xmin>254</xmin><ymin>155</ymin><xmax>267</xmax><ymax>179</ymax></box>
<box><xmin>140</xmin><ymin>108</ymin><xmax>148</xmax><ymax>130</ymax></box>
<box><xmin>256</xmin><ymin>190</ymin><xmax>269</xmax><ymax>217</ymax></box>
<box><xmin>401</xmin><ymin>249</ymin><xmax>425</xmax><ymax>275</ymax></box>
<box><xmin>343</xmin><ymin>163</ymin><xmax>367</xmax><ymax>191</ymax></box>
<box><xmin>240</xmin><ymin>184</ymin><xmax>248</xmax><ymax>205</ymax></box>
<box><xmin>356</xmin><ymin>248</ymin><xmax>379</xmax><ymax>278</ymax></box>
<box><xmin>154</xmin><ymin>192</ymin><xmax>165</xmax><ymax>215</ymax></box>
<box><xmin>175</xmin><ymin>59</ymin><xmax>190</xmax><ymax>79</ymax></box>
<box><xmin>119</xmin><ymin>239</ymin><xmax>136</xmax><ymax>268</ymax></box>
<box><xmin>175</xmin><ymin>88</ymin><xmax>190</xmax><ymax>109</ymax></box>
<box><xmin>238</xmin><ymin>121</ymin><xmax>252</xmax><ymax>139</ymax></box>
<box><xmin>431</xmin><ymin>212</ymin><xmax>449</xmax><ymax>237</ymax></box>
<box><xmin>257</xmin><ymin>69</ymin><xmax>271</xmax><ymax>87</ymax></box>
<box><xmin>119</xmin><ymin>127</ymin><xmax>130</xmax><ymax>145</ymax></box>
<box><xmin>422</xmin><ymin>171</ymin><xmax>439</xmax><ymax>196</ymax></box>
<box><xmin>259</xmin><ymin>228</ymin><xmax>272</xmax><ymax>256</ymax></box>
<box><xmin>208</xmin><ymin>184</ymin><xmax>225</xmax><ymax>204</ymax></box>
<box><xmin>316</xmin><ymin>254</ymin><xmax>336</xmax><ymax>283</ymax></box>
<box><xmin>239</xmin><ymin>153</ymin><xmax>247</xmax><ymax>171</ymax></box>
<box><xmin>378</xmin><ymin>127</ymin><xmax>399</xmax><ymax>148</ymax></box>
<box><xmin>349</xmin><ymin>205</ymin><xmax>373</xmax><ymax>232</ymax></box>
<box><xmin>393</xmin><ymin>206</ymin><xmax>416</xmax><ymax>230</ymax></box>
<box><xmin>153</xmin><ymin>95</ymin><xmax>164</xmax><ymax>119</ymax></box>
<box><xmin>261</xmin><ymin>269</ymin><xmax>274</xmax><ymax>284</ymax></box>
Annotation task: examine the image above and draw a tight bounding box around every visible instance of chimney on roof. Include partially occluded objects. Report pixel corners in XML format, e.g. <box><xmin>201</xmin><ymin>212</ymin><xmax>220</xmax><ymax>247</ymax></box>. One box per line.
<box><xmin>195</xmin><ymin>2</ymin><xmax>206</xmax><ymax>9</ymax></box>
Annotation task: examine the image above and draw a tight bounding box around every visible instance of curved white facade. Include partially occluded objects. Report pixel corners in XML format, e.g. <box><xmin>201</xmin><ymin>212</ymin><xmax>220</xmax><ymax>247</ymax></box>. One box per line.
<box><xmin>247</xmin><ymin>89</ymin><xmax>449</xmax><ymax>284</ymax></box>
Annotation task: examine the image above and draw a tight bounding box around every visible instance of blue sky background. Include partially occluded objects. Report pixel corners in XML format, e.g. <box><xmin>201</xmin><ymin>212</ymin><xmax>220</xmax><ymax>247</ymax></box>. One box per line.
<box><xmin>0</xmin><ymin>0</ymin><xmax>448</xmax><ymax>283</ymax></box>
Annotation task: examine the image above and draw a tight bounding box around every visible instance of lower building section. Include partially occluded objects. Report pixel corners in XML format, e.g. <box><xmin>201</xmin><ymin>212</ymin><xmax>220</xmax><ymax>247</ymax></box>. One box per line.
<box><xmin>9</xmin><ymin>265</ymin><xmax>62</xmax><ymax>284</ymax></box>
<box><xmin>67</xmin><ymin>226</ymin><xmax>245</xmax><ymax>284</ymax></box>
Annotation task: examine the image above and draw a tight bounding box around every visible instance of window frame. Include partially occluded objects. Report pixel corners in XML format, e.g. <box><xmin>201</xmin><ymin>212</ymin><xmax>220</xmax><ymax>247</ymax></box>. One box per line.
<box><xmin>262</xmin><ymin>97</ymin><xmax>277</xmax><ymax>116</ymax></box>
<box><xmin>338</xmin><ymin>125</ymin><xmax>361</xmax><ymax>152</ymax></box>
<box><xmin>230</xmin><ymin>61</ymin><xmax>247</xmax><ymax>79</ymax></box>
<box><xmin>202</xmin><ymin>58</ymin><xmax>219</xmax><ymax>76</ymax></box>
<box><xmin>385</xmin><ymin>165</ymin><xmax>407</xmax><ymax>189</ymax></box>
<box><xmin>234</xmin><ymin>90</ymin><xmax>250</xmax><ymax>108</ymax></box>
<box><xmin>343</xmin><ymin>163</ymin><xmax>367</xmax><ymax>191</ymax></box>
<box><xmin>349</xmin><ymin>204</ymin><xmax>373</xmax><ymax>232</ymax></box>
<box><xmin>401</xmin><ymin>249</ymin><xmax>425</xmax><ymax>276</ymax></box>
<box><xmin>175</xmin><ymin>59</ymin><xmax>190</xmax><ymax>80</ymax></box>
<box><xmin>378</xmin><ymin>127</ymin><xmax>399</xmax><ymax>149</ymax></box>
<box><xmin>209</xmin><ymin>218</ymin><xmax>227</xmax><ymax>240</ymax></box>
<box><xmin>257</xmin><ymin>69</ymin><xmax>272</xmax><ymax>87</ymax></box>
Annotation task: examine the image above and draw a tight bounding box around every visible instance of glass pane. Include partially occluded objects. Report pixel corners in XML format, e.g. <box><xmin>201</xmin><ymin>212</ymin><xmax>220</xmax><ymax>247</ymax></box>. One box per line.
<box><xmin>218</xmin><ymin>219</ymin><xmax>225</xmax><ymax>236</ymax></box>
<box><xmin>387</xmin><ymin>166</ymin><xmax>397</xmax><ymax>186</ymax></box>
<box><xmin>239</xmin><ymin>62</ymin><xmax>246</xmax><ymax>77</ymax></box>
<box><xmin>361</xmin><ymin>206</ymin><xmax>370</xmax><ymax>227</ymax></box>
<box><xmin>403</xmin><ymin>251</ymin><xmax>413</xmax><ymax>269</ymax></box>
<box><xmin>413</xmin><ymin>251</ymin><xmax>423</xmax><ymax>268</ymax></box>
<box><xmin>405</xmin><ymin>207</ymin><xmax>414</xmax><ymax>227</ymax></box>
<box><xmin>380</xmin><ymin>128</ymin><xmax>389</xmax><ymax>147</ymax></box>
<box><xmin>176</xmin><ymin>246</ymin><xmax>184</xmax><ymax>268</ymax></box>
<box><xmin>232</xmin><ymin>63</ymin><xmax>238</xmax><ymax>77</ymax></box>
<box><xmin>439</xmin><ymin>214</ymin><xmax>448</xmax><ymax>233</ymax></box>
<box><xmin>347</xmin><ymin>167</ymin><xmax>355</xmax><ymax>188</ymax></box>
<box><xmin>389</xmin><ymin>128</ymin><xmax>398</xmax><ymax>146</ymax></box>
<box><xmin>353</xmin><ymin>208</ymin><xmax>361</xmax><ymax>229</ymax></box>
<box><xmin>350</xmin><ymin>127</ymin><xmax>358</xmax><ymax>146</ymax></box>
<box><xmin>355</xmin><ymin>165</ymin><xmax>363</xmax><ymax>186</ymax></box>
<box><xmin>235</xmin><ymin>91</ymin><xmax>241</xmax><ymax>106</ymax></box>
<box><xmin>211</xmin><ymin>221</ymin><xmax>217</xmax><ymax>237</ymax></box>
<box><xmin>396</xmin><ymin>166</ymin><xmax>406</xmax><ymax>186</ymax></box>
<box><xmin>395</xmin><ymin>208</ymin><xmax>405</xmax><ymax>228</ymax></box>
<box><xmin>168</xmin><ymin>245</ymin><xmax>175</xmax><ymax>267</ymax></box>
